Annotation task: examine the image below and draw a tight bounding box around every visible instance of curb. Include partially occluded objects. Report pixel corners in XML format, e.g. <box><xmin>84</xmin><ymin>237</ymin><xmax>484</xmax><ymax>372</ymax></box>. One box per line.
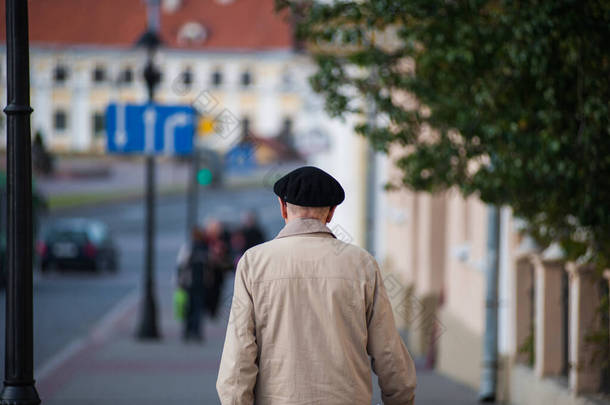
<box><xmin>47</xmin><ymin>185</ymin><xmax>188</xmax><ymax>213</ymax></box>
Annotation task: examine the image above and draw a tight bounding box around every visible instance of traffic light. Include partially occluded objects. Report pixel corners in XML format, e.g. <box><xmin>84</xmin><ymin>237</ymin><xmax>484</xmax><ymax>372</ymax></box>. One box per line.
<box><xmin>197</xmin><ymin>168</ymin><xmax>213</xmax><ymax>186</ymax></box>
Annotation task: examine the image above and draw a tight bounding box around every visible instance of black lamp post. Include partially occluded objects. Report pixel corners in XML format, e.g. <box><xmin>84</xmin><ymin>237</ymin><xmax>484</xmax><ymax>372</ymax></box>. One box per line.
<box><xmin>0</xmin><ymin>0</ymin><xmax>41</xmax><ymax>403</ymax></box>
<box><xmin>138</xmin><ymin>31</ymin><xmax>162</xmax><ymax>102</ymax></box>
<box><xmin>135</xmin><ymin>28</ymin><xmax>162</xmax><ymax>340</ymax></box>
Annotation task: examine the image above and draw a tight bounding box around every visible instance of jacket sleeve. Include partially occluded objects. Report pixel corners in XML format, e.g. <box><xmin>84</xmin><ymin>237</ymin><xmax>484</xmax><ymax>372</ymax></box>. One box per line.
<box><xmin>217</xmin><ymin>253</ymin><xmax>258</xmax><ymax>405</ymax></box>
<box><xmin>366</xmin><ymin>261</ymin><xmax>417</xmax><ymax>405</ymax></box>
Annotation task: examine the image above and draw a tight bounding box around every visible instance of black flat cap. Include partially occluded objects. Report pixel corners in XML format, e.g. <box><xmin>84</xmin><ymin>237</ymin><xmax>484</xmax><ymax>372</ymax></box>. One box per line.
<box><xmin>273</xmin><ymin>166</ymin><xmax>345</xmax><ymax>207</ymax></box>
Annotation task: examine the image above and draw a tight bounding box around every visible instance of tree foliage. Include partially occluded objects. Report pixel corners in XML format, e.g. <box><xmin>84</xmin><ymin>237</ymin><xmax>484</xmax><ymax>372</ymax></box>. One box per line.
<box><xmin>277</xmin><ymin>0</ymin><xmax>610</xmax><ymax>268</ymax></box>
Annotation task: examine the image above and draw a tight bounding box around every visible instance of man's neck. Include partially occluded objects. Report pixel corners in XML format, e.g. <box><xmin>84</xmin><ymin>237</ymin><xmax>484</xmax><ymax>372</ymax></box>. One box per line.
<box><xmin>285</xmin><ymin>216</ymin><xmax>326</xmax><ymax>224</ymax></box>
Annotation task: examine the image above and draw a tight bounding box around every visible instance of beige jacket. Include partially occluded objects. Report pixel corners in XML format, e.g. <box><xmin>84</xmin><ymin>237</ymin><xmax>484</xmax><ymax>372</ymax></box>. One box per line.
<box><xmin>217</xmin><ymin>218</ymin><xmax>416</xmax><ymax>405</ymax></box>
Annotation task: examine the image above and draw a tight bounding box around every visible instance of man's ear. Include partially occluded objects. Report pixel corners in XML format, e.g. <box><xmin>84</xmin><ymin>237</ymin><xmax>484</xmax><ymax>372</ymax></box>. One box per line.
<box><xmin>278</xmin><ymin>197</ymin><xmax>288</xmax><ymax>221</ymax></box>
<box><xmin>325</xmin><ymin>206</ymin><xmax>337</xmax><ymax>223</ymax></box>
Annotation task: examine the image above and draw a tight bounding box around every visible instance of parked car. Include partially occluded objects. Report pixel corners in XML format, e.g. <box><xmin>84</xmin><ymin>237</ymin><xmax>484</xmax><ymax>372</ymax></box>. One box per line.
<box><xmin>37</xmin><ymin>218</ymin><xmax>118</xmax><ymax>273</ymax></box>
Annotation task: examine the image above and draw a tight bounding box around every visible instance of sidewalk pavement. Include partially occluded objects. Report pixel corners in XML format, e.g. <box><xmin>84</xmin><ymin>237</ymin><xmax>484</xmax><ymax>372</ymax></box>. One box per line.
<box><xmin>36</xmin><ymin>276</ymin><xmax>483</xmax><ymax>405</ymax></box>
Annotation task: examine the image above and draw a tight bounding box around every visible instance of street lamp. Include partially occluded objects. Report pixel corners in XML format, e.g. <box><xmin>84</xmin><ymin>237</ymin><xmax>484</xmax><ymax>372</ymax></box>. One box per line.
<box><xmin>0</xmin><ymin>0</ymin><xmax>41</xmax><ymax>403</ymax></box>
<box><xmin>136</xmin><ymin>31</ymin><xmax>162</xmax><ymax>102</ymax></box>
<box><xmin>134</xmin><ymin>27</ymin><xmax>162</xmax><ymax>340</ymax></box>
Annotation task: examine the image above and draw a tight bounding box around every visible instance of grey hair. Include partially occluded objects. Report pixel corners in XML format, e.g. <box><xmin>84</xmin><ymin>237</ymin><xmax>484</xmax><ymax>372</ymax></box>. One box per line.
<box><xmin>286</xmin><ymin>203</ymin><xmax>332</xmax><ymax>220</ymax></box>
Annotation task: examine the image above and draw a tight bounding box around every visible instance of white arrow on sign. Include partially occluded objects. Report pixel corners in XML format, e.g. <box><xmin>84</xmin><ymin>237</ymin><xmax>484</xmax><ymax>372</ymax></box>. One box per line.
<box><xmin>115</xmin><ymin>104</ymin><xmax>127</xmax><ymax>148</ymax></box>
<box><xmin>163</xmin><ymin>113</ymin><xmax>191</xmax><ymax>155</ymax></box>
<box><xmin>144</xmin><ymin>107</ymin><xmax>157</xmax><ymax>154</ymax></box>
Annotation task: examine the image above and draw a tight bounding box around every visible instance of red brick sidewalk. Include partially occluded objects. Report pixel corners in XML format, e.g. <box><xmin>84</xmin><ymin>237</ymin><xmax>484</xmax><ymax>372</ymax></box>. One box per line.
<box><xmin>36</xmin><ymin>278</ymin><xmax>482</xmax><ymax>405</ymax></box>
<box><xmin>37</xmin><ymin>287</ymin><xmax>227</xmax><ymax>405</ymax></box>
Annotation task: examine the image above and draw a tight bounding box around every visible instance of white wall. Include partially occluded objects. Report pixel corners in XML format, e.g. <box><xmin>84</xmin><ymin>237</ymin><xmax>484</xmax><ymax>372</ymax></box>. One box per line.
<box><xmin>310</xmin><ymin>114</ymin><xmax>366</xmax><ymax>248</ymax></box>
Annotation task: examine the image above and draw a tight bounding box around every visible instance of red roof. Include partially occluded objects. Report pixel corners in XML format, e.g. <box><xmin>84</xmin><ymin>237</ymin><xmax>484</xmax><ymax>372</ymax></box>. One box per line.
<box><xmin>0</xmin><ymin>0</ymin><xmax>294</xmax><ymax>51</ymax></box>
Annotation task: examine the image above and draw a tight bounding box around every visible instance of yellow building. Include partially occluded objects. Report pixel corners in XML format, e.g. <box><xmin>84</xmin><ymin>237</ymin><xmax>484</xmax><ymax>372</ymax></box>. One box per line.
<box><xmin>0</xmin><ymin>0</ymin><xmax>309</xmax><ymax>154</ymax></box>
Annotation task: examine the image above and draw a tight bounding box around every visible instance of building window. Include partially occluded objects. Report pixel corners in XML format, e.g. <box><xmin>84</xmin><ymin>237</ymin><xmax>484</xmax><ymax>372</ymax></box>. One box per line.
<box><xmin>177</xmin><ymin>21</ymin><xmax>208</xmax><ymax>45</ymax></box>
<box><xmin>241</xmin><ymin>70</ymin><xmax>252</xmax><ymax>87</ymax></box>
<box><xmin>54</xmin><ymin>110</ymin><xmax>67</xmax><ymax>131</ymax></box>
<box><xmin>92</xmin><ymin>65</ymin><xmax>106</xmax><ymax>83</ymax></box>
<box><xmin>282</xmin><ymin>117</ymin><xmax>293</xmax><ymax>134</ymax></box>
<box><xmin>282</xmin><ymin>67</ymin><xmax>292</xmax><ymax>85</ymax></box>
<box><xmin>54</xmin><ymin>65</ymin><xmax>69</xmax><ymax>84</ymax></box>
<box><xmin>92</xmin><ymin>112</ymin><xmax>105</xmax><ymax>137</ymax></box>
<box><xmin>212</xmin><ymin>70</ymin><xmax>222</xmax><ymax>87</ymax></box>
<box><xmin>242</xmin><ymin>117</ymin><xmax>250</xmax><ymax>138</ymax></box>
<box><xmin>118</xmin><ymin>67</ymin><xmax>133</xmax><ymax>85</ymax></box>
<box><xmin>182</xmin><ymin>67</ymin><xmax>193</xmax><ymax>88</ymax></box>
<box><xmin>279</xmin><ymin>117</ymin><xmax>295</xmax><ymax>147</ymax></box>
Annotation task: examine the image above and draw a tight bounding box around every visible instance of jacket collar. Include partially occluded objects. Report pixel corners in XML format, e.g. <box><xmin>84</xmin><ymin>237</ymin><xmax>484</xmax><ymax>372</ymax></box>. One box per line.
<box><xmin>275</xmin><ymin>218</ymin><xmax>336</xmax><ymax>239</ymax></box>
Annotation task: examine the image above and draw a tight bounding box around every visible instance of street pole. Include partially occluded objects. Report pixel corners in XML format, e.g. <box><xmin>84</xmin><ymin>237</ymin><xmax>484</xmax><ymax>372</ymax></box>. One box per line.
<box><xmin>365</xmin><ymin>69</ymin><xmax>378</xmax><ymax>257</ymax></box>
<box><xmin>186</xmin><ymin>150</ymin><xmax>199</xmax><ymax>236</ymax></box>
<box><xmin>365</xmin><ymin>133</ymin><xmax>377</xmax><ymax>255</ymax></box>
<box><xmin>479</xmin><ymin>205</ymin><xmax>501</xmax><ymax>402</ymax></box>
<box><xmin>135</xmin><ymin>12</ymin><xmax>162</xmax><ymax>340</ymax></box>
<box><xmin>0</xmin><ymin>0</ymin><xmax>41</xmax><ymax>403</ymax></box>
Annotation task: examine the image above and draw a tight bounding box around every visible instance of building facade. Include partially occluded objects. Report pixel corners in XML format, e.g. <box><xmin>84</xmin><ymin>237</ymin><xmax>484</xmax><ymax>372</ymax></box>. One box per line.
<box><xmin>379</xmin><ymin>151</ymin><xmax>610</xmax><ymax>404</ymax></box>
<box><xmin>0</xmin><ymin>0</ymin><xmax>312</xmax><ymax>154</ymax></box>
<box><xmin>0</xmin><ymin>0</ymin><xmax>370</xmax><ymax>245</ymax></box>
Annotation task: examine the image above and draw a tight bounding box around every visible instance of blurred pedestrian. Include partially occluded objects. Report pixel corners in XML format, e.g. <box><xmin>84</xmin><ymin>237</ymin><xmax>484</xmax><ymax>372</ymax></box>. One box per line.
<box><xmin>229</xmin><ymin>211</ymin><xmax>266</xmax><ymax>267</ymax></box>
<box><xmin>217</xmin><ymin>166</ymin><xmax>417</xmax><ymax>405</ymax></box>
<box><xmin>176</xmin><ymin>227</ymin><xmax>208</xmax><ymax>342</ymax></box>
<box><xmin>31</xmin><ymin>130</ymin><xmax>54</xmax><ymax>176</ymax></box>
<box><xmin>241</xmin><ymin>210</ymin><xmax>266</xmax><ymax>250</ymax></box>
<box><xmin>203</xmin><ymin>220</ymin><xmax>232</xmax><ymax>319</ymax></box>
<box><xmin>229</xmin><ymin>228</ymin><xmax>246</xmax><ymax>268</ymax></box>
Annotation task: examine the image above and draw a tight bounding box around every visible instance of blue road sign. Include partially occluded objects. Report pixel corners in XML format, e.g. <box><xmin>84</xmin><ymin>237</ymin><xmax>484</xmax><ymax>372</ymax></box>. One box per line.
<box><xmin>106</xmin><ymin>103</ymin><xmax>196</xmax><ymax>155</ymax></box>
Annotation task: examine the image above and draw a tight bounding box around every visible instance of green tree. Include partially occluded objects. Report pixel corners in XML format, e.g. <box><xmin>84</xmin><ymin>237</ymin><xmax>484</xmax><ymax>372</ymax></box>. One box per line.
<box><xmin>278</xmin><ymin>0</ymin><xmax>610</xmax><ymax>268</ymax></box>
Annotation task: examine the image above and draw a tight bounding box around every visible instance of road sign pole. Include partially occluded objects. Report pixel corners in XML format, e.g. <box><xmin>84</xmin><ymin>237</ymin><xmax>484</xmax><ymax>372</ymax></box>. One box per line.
<box><xmin>0</xmin><ymin>0</ymin><xmax>41</xmax><ymax>403</ymax></box>
<box><xmin>186</xmin><ymin>149</ymin><xmax>199</xmax><ymax>236</ymax></box>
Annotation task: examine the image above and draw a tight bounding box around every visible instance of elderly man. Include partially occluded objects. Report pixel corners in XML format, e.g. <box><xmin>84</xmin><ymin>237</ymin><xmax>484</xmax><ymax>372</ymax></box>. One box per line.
<box><xmin>217</xmin><ymin>166</ymin><xmax>416</xmax><ymax>405</ymax></box>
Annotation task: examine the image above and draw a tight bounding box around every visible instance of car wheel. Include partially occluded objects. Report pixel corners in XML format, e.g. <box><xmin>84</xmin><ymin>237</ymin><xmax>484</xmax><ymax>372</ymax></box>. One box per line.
<box><xmin>108</xmin><ymin>257</ymin><xmax>118</xmax><ymax>273</ymax></box>
<box><xmin>95</xmin><ymin>256</ymin><xmax>111</xmax><ymax>273</ymax></box>
<box><xmin>93</xmin><ymin>258</ymin><xmax>103</xmax><ymax>273</ymax></box>
<box><xmin>42</xmin><ymin>262</ymin><xmax>58</xmax><ymax>274</ymax></box>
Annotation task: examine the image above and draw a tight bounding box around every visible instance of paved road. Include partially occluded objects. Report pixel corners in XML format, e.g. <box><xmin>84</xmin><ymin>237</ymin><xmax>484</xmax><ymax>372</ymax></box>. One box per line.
<box><xmin>0</xmin><ymin>185</ymin><xmax>284</xmax><ymax>374</ymax></box>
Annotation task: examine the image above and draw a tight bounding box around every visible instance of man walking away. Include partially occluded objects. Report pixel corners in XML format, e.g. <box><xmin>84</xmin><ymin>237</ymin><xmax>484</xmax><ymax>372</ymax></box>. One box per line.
<box><xmin>217</xmin><ymin>166</ymin><xmax>416</xmax><ymax>405</ymax></box>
